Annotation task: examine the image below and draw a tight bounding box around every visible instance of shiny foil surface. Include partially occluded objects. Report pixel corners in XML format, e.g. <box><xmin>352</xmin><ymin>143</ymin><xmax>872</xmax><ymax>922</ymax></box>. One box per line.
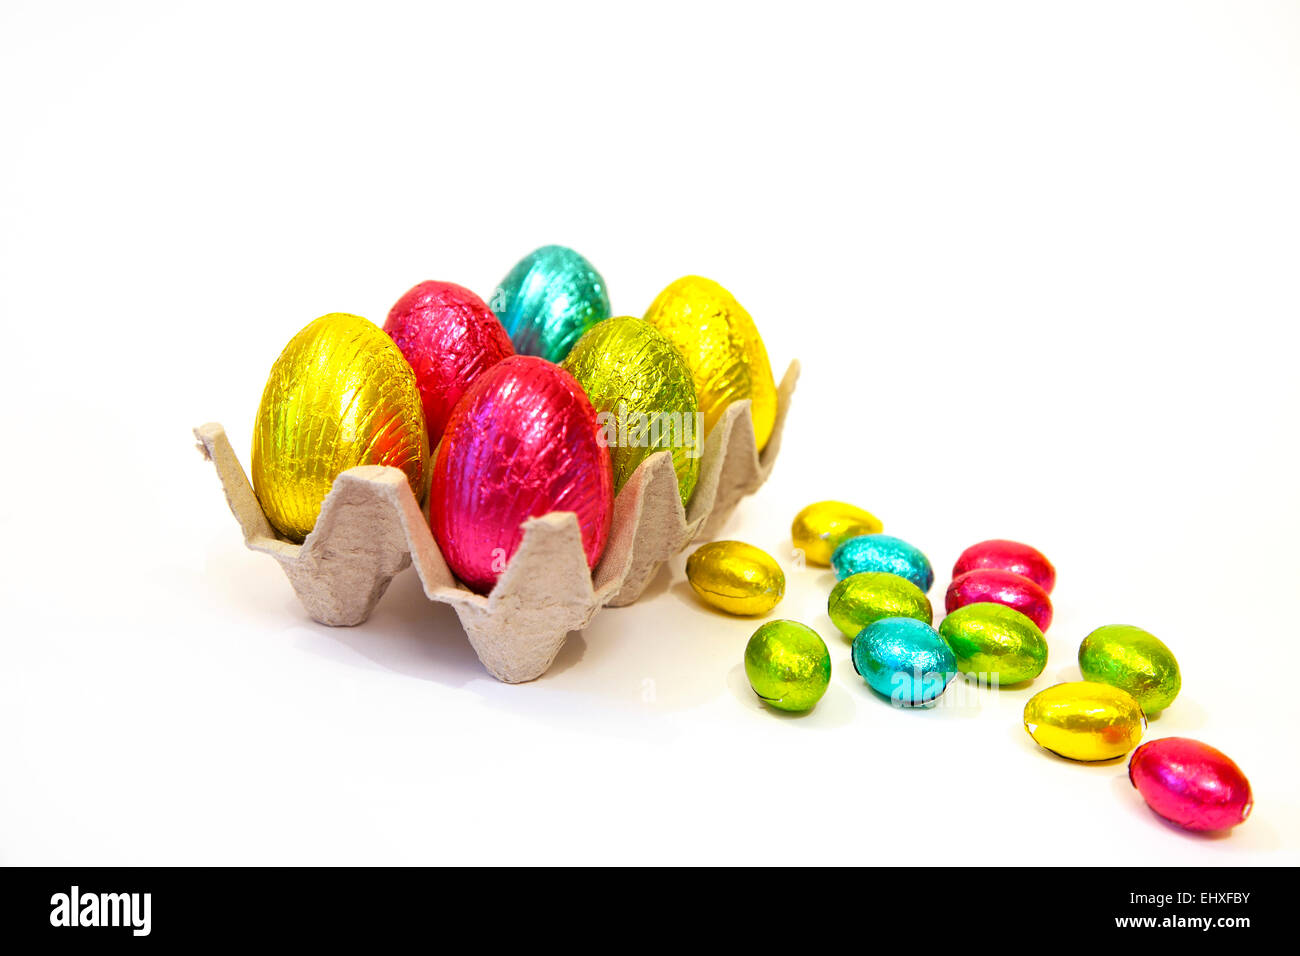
<box><xmin>791</xmin><ymin>500</ymin><xmax>884</xmax><ymax>566</ymax></box>
<box><xmin>430</xmin><ymin>355</ymin><xmax>614</xmax><ymax>594</ymax></box>
<box><xmin>1023</xmin><ymin>681</ymin><xmax>1146</xmax><ymax>762</ymax></box>
<box><xmin>952</xmin><ymin>539</ymin><xmax>1056</xmax><ymax>593</ymax></box>
<box><xmin>828</xmin><ymin>572</ymin><xmax>932</xmax><ymax>639</ymax></box>
<box><xmin>946</xmin><ymin>568</ymin><xmax>1053</xmax><ymax>631</ymax></box>
<box><xmin>744</xmin><ymin>620</ymin><xmax>831</xmax><ymax>712</ymax></box>
<box><xmin>491</xmin><ymin>245</ymin><xmax>611</xmax><ymax>362</ymax></box>
<box><xmin>383</xmin><ymin>280</ymin><xmax>514</xmax><ymax>445</ymax></box>
<box><xmin>1079</xmin><ymin>624</ymin><xmax>1181</xmax><ymax>714</ymax></box>
<box><xmin>937</xmin><ymin>602</ymin><xmax>1048</xmax><ymax>685</ymax></box>
<box><xmin>643</xmin><ymin>275</ymin><xmax>777</xmax><ymax>451</ymax></box>
<box><xmin>851</xmin><ymin>617</ymin><xmax>956</xmax><ymax>707</ymax></box>
<box><xmin>686</xmin><ymin>541</ymin><xmax>785</xmax><ymax>616</ymax></box>
<box><xmin>1129</xmin><ymin>737</ymin><xmax>1253</xmax><ymax>832</ymax></box>
<box><xmin>252</xmin><ymin>313</ymin><xmax>428</xmax><ymax>542</ymax></box>
<box><xmin>561</xmin><ymin>315</ymin><xmax>700</xmax><ymax>505</ymax></box>
<box><xmin>831</xmin><ymin>534</ymin><xmax>934</xmax><ymax>592</ymax></box>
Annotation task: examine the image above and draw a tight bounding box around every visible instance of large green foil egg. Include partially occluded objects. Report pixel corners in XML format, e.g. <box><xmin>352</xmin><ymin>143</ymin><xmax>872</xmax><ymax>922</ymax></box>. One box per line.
<box><xmin>938</xmin><ymin>602</ymin><xmax>1048</xmax><ymax>685</ymax></box>
<box><xmin>827</xmin><ymin>572</ymin><xmax>932</xmax><ymax>639</ymax></box>
<box><xmin>744</xmin><ymin>620</ymin><xmax>831</xmax><ymax>712</ymax></box>
<box><xmin>562</xmin><ymin>316</ymin><xmax>700</xmax><ymax>505</ymax></box>
<box><xmin>1079</xmin><ymin>624</ymin><xmax>1181</xmax><ymax>713</ymax></box>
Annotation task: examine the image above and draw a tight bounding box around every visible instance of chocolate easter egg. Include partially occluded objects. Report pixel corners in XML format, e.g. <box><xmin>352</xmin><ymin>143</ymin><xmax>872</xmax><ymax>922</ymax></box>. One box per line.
<box><xmin>430</xmin><ymin>356</ymin><xmax>613</xmax><ymax>594</ymax></box>
<box><xmin>490</xmin><ymin>245</ymin><xmax>611</xmax><ymax>362</ymax></box>
<box><xmin>383</xmin><ymin>280</ymin><xmax>513</xmax><ymax>445</ymax></box>
<box><xmin>252</xmin><ymin>313</ymin><xmax>428</xmax><ymax>542</ymax></box>
<box><xmin>644</xmin><ymin>275</ymin><xmax>778</xmax><ymax>451</ymax></box>
<box><xmin>1079</xmin><ymin>624</ymin><xmax>1181</xmax><ymax>714</ymax></box>
<box><xmin>561</xmin><ymin>316</ymin><xmax>700</xmax><ymax>505</ymax></box>
<box><xmin>953</xmin><ymin>539</ymin><xmax>1056</xmax><ymax>593</ymax></box>
<box><xmin>831</xmin><ymin>534</ymin><xmax>934</xmax><ymax>592</ymax></box>
<box><xmin>1129</xmin><ymin>738</ymin><xmax>1253</xmax><ymax>832</ymax></box>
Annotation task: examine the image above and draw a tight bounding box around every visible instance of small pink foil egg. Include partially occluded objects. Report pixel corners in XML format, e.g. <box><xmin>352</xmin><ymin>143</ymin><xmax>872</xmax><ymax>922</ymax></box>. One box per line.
<box><xmin>946</xmin><ymin>568</ymin><xmax>1053</xmax><ymax>631</ymax></box>
<box><xmin>383</xmin><ymin>280</ymin><xmax>514</xmax><ymax>445</ymax></box>
<box><xmin>952</xmin><ymin>539</ymin><xmax>1056</xmax><ymax>594</ymax></box>
<box><xmin>431</xmin><ymin>355</ymin><xmax>614</xmax><ymax>594</ymax></box>
<box><xmin>1129</xmin><ymin>737</ymin><xmax>1253</xmax><ymax>832</ymax></box>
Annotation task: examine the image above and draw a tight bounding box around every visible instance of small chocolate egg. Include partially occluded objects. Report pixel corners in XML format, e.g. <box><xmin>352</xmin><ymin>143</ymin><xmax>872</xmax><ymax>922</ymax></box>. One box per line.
<box><xmin>252</xmin><ymin>313</ymin><xmax>428</xmax><ymax>542</ymax></box>
<box><xmin>430</xmin><ymin>356</ymin><xmax>613</xmax><ymax>594</ymax></box>
<box><xmin>1079</xmin><ymin>624</ymin><xmax>1181</xmax><ymax>714</ymax></box>
<box><xmin>491</xmin><ymin>245</ymin><xmax>611</xmax><ymax>362</ymax></box>
<box><xmin>831</xmin><ymin>534</ymin><xmax>934</xmax><ymax>592</ymax></box>
<box><xmin>744</xmin><ymin>620</ymin><xmax>831</xmax><ymax>712</ymax></box>
<box><xmin>946</xmin><ymin>568</ymin><xmax>1052</xmax><ymax>631</ymax></box>
<box><xmin>1023</xmin><ymin>681</ymin><xmax>1146</xmax><ymax>761</ymax></box>
<box><xmin>686</xmin><ymin>541</ymin><xmax>785</xmax><ymax>616</ymax></box>
<box><xmin>1129</xmin><ymin>737</ymin><xmax>1253</xmax><ymax>832</ymax></box>
<box><xmin>644</xmin><ymin>275</ymin><xmax>777</xmax><ymax>451</ymax></box>
<box><xmin>851</xmin><ymin>617</ymin><xmax>956</xmax><ymax>707</ymax></box>
<box><xmin>952</xmin><ymin>539</ymin><xmax>1056</xmax><ymax>593</ymax></box>
<box><xmin>938</xmin><ymin>602</ymin><xmax>1048</xmax><ymax>685</ymax></box>
<box><xmin>562</xmin><ymin>316</ymin><xmax>700</xmax><ymax>506</ymax></box>
<box><xmin>791</xmin><ymin>500</ymin><xmax>884</xmax><ymax>566</ymax></box>
<box><xmin>383</xmin><ymin>280</ymin><xmax>514</xmax><ymax>445</ymax></box>
<box><xmin>828</xmin><ymin>572</ymin><xmax>932</xmax><ymax>639</ymax></box>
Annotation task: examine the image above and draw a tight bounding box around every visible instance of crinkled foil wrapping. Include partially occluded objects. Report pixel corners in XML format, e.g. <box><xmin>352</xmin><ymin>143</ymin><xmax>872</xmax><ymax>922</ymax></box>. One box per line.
<box><xmin>644</xmin><ymin>275</ymin><xmax>777</xmax><ymax>451</ymax></box>
<box><xmin>383</xmin><ymin>280</ymin><xmax>514</xmax><ymax>445</ymax></box>
<box><xmin>491</xmin><ymin>245</ymin><xmax>611</xmax><ymax>362</ymax></box>
<box><xmin>1129</xmin><ymin>737</ymin><xmax>1253</xmax><ymax>831</ymax></box>
<box><xmin>562</xmin><ymin>315</ymin><xmax>700</xmax><ymax>506</ymax></box>
<box><xmin>1024</xmin><ymin>682</ymin><xmax>1145</xmax><ymax>761</ymax></box>
<box><xmin>251</xmin><ymin>313</ymin><xmax>429</xmax><ymax>542</ymax></box>
<box><xmin>430</xmin><ymin>355</ymin><xmax>614</xmax><ymax>594</ymax></box>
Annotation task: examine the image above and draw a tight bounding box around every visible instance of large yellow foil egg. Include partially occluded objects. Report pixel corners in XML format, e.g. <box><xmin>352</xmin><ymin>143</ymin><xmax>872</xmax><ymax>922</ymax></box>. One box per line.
<box><xmin>1023</xmin><ymin>681</ymin><xmax>1146</xmax><ymax>762</ymax></box>
<box><xmin>251</xmin><ymin>313</ymin><xmax>429</xmax><ymax>542</ymax></box>
<box><xmin>644</xmin><ymin>276</ymin><xmax>778</xmax><ymax>451</ymax></box>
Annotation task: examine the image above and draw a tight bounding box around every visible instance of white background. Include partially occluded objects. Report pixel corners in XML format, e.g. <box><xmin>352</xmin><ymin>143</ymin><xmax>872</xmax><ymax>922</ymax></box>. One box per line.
<box><xmin>1</xmin><ymin>0</ymin><xmax>1297</xmax><ymax>865</ymax></box>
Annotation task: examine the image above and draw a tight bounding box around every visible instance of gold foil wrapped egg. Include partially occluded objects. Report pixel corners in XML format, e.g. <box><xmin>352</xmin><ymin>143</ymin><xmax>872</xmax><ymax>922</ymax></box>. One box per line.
<box><xmin>251</xmin><ymin>313</ymin><xmax>428</xmax><ymax>542</ymax></box>
<box><xmin>686</xmin><ymin>541</ymin><xmax>785</xmax><ymax>616</ymax></box>
<box><xmin>644</xmin><ymin>276</ymin><xmax>778</xmax><ymax>451</ymax></box>
<box><xmin>561</xmin><ymin>316</ymin><xmax>701</xmax><ymax>506</ymax></box>
<box><xmin>1023</xmin><ymin>681</ymin><xmax>1146</xmax><ymax>762</ymax></box>
<box><xmin>792</xmin><ymin>500</ymin><xmax>884</xmax><ymax>566</ymax></box>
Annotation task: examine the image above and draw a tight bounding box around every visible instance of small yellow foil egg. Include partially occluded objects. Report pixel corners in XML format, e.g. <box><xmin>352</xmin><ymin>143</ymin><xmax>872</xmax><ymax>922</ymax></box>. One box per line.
<box><xmin>644</xmin><ymin>276</ymin><xmax>778</xmax><ymax>451</ymax></box>
<box><xmin>252</xmin><ymin>313</ymin><xmax>429</xmax><ymax>542</ymax></box>
<box><xmin>792</xmin><ymin>500</ymin><xmax>884</xmax><ymax>566</ymax></box>
<box><xmin>1023</xmin><ymin>681</ymin><xmax>1146</xmax><ymax>762</ymax></box>
<box><xmin>686</xmin><ymin>541</ymin><xmax>785</xmax><ymax>616</ymax></box>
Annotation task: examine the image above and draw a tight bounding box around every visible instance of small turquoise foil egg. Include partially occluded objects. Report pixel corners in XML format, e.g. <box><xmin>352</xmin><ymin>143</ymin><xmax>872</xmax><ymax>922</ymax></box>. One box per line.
<box><xmin>832</xmin><ymin>534</ymin><xmax>934</xmax><ymax>592</ymax></box>
<box><xmin>851</xmin><ymin>618</ymin><xmax>956</xmax><ymax>707</ymax></box>
<box><xmin>490</xmin><ymin>245</ymin><xmax>611</xmax><ymax>362</ymax></box>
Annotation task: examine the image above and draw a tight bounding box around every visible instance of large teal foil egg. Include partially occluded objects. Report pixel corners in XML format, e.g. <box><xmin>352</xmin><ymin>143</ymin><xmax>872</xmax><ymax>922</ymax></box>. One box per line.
<box><xmin>490</xmin><ymin>245</ymin><xmax>611</xmax><ymax>362</ymax></box>
<box><xmin>851</xmin><ymin>617</ymin><xmax>956</xmax><ymax>707</ymax></box>
<box><xmin>832</xmin><ymin>534</ymin><xmax>934</xmax><ymax>592</ymax></box>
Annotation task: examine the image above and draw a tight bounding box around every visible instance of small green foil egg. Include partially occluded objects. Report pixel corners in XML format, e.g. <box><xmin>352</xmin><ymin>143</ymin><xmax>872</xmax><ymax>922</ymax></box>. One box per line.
<box><xmin>686</xmin><ymin>541</ymin><xmax>785</xmax><ymax>616</ymax></box>
<box><xmin>744</xmin><ymin>620</ymin><xmax>832</xmax><ymax>712</ymax></box>
<box><xmin>827</xmin><ymin>572</ymin><xmax>932</xmax><ymax>639</ymax></box>
<box><xmin>938</xmin><ymin>602</ymin><xmax>1048</xmax><ymax>685</ymax></box>
<box><xmin>562</xmin><ymin>316</ymin><xmax>700</xmax><ymax>506</ymax></box>
<box><xmin>1078</xmin><ymin>624</ymin><xmax>1181</xmax><ymax>713</ymax></box>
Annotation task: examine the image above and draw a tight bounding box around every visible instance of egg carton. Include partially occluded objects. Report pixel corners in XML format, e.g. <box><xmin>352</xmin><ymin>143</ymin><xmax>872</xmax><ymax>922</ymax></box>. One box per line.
<box><xmin>195</xmin><ymin>360</ymin><xmax>799</xmax><ymax>683</ymax></box>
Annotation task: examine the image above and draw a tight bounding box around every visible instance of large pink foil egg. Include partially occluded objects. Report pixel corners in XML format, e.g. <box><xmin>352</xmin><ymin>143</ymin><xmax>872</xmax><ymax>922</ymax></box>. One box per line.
<box><xmin>946</xmin><ymin>568</ymin><xmax>1053</xmax><ymax>631</ymax></box>
<box><xmin>1129</xmin><ymin>737</ymin><xmax>1253</xmax><ymax>832</ymax></box>
<box><xmin>430</xmin><ymin>355</ymin><xmax>614</xmax><ymax>594</ymax></box>
<box><xmin>383</xmin><ymin>281</ymin><xmax>514</xmax><ymax>445</ymax></box>
<box><xmin>952</xmin><ymin>539</ymin><xmax>1056</xmax><ymax>594</ymax></box>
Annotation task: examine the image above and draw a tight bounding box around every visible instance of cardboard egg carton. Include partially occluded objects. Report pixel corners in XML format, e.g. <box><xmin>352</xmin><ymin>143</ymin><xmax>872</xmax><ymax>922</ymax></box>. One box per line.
<box><xmin>195</xmin><ymin>361</ymin><xmax>799</xmax><ymax>683</ymax></box>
